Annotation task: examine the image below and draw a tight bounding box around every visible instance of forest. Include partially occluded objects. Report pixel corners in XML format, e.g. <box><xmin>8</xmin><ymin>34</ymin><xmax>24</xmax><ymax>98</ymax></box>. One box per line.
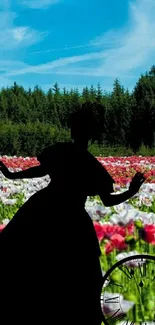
<box><xmin>0</xmin><ymin>65</ymin><xmax>155</xmax><ymax>157</ymax></box>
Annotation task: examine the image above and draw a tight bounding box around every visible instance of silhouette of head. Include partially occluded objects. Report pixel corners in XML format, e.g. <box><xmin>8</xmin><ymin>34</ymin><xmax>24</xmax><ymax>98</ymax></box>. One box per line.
<box><xmin>68</xmin><ymin>102</ymin><xmax>104</xmax><ymax>143</ymax></box>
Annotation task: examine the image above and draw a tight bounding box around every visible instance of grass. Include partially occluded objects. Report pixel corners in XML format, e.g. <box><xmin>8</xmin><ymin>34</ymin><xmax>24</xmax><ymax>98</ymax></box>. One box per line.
<box><xmin>88</xmin><ymin>143</ymin><xmax>155</xmax><ymax>157</ymax></box>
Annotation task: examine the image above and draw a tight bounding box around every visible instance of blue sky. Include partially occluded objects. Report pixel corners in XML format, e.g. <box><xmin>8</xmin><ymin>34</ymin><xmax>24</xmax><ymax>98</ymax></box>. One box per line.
<box><xmin>0</xmin><ymin>0</ymin><xmax>155</xmax><ymax>93</ymax></box>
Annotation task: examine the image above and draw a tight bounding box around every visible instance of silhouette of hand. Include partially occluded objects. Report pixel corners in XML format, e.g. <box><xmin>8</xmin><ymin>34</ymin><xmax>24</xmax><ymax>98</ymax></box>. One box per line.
<box><xmin>0</xmin><ymin>161</ymin><xmax>11</xmax><ymax>178</ymax></box>
<box><xmin>129</xmin><ymin>172</ymin><xmax>146</xmax><ymax>195</ymax></box>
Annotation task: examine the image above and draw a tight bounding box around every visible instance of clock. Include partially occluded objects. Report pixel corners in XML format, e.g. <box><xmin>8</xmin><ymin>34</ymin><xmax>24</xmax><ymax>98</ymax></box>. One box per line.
<box><xmin>100</xmin><ymin>254</ymin><xmax>155</xmax><ymax>325</ymax></box>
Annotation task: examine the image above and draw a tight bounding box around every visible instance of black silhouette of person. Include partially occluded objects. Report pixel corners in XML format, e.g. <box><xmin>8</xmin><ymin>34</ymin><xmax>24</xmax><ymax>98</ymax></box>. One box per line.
<box><xmin>0</xmin><ymin>102</ymin><xmax>145</xmax><ymax>324</ymax></box>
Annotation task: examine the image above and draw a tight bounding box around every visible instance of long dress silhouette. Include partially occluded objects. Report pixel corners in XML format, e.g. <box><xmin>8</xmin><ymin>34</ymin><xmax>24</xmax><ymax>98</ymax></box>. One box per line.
<box><xmin>0</xmin><ymin>110</ymin><xmax>115</xmax><ymax>324</ymax></box>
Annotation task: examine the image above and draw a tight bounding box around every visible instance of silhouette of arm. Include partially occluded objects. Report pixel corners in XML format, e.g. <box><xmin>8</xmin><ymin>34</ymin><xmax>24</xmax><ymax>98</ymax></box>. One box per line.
<box><xmin>100</xmin><ymin>190</ymin><xmax>133</xmax><ymax>207</ymax></box>
<box><xmin>95</xmin><ymin>158</ymin><xmax>134</xmax><ymax>207</ymax></box>
<box><xmin>9</xmin><ymin>165</ymin><xmax>47</xmax><ymax>180</ymax></box>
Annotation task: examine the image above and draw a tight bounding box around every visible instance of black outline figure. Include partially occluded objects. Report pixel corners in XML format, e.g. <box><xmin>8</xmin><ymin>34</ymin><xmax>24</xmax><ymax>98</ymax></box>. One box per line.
<box><xmin>0</xmin><ymin>102</ymin><xmax>145</xmax><ymax>324</ymax></box>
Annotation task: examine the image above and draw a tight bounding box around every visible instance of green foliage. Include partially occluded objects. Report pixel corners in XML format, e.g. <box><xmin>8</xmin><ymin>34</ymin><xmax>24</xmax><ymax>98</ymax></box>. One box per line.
<box><xmin>88</xmin><ymin>143</ymin><xmax>134</xmax><ymax>156</ymax></box>
<box><xmin>0</xmin><ymin>65</ymin><xmax>154</xmax><ymax>156</ymax></box>
<box><xmin>0</xmin><ymin>193</ymin><xmax>25</xmax><ymax>222</ymax></box>
<box><xmin>137</xmin><ymin>143</ymin><xmax>155</xmax><ymax>156</ymax></box>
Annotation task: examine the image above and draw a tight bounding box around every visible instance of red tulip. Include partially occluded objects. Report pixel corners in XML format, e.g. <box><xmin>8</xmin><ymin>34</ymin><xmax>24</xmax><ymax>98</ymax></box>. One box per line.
<box><xmin>111</xmin><ymin>234</ymin><xmax>128</xmax><ymax>250</ymax></box>
<box><xmin>144</xmin><ymin>225</ymin><xmax>155</xmax><ymax>245</ymax></box>
<box><xmin>105</xmin><ymin>241</ymin><xmax>114</xmax><ymax>254</ymax></box>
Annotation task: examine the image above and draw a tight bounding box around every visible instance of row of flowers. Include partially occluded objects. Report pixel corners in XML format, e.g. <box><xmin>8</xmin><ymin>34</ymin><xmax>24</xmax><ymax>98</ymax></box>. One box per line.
<box><xmin>0</xmin><ymin>155</ymin><xmax>155</xmax><ymax>256</ymax></box>
<box><xmin>94</xmin><ymin>221</ymin><xmax>155</xmax><ymax>254</ymax></box>
<box><xmin>1</xmin><ymin>155</ymin><xmax>155</xmax><ymax>323</ymax></box>
<box><xmin>1</xmin><ymin>155</ymin><xmax>155</xmax><ymax>185</ymax></box>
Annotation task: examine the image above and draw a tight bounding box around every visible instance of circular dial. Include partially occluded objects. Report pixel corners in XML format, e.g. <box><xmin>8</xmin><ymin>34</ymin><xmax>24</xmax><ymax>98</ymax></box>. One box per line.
<box><xmin>100</xmin><ymin>254</ymin><xmax>155</xmax><ymax>325</ymax></box>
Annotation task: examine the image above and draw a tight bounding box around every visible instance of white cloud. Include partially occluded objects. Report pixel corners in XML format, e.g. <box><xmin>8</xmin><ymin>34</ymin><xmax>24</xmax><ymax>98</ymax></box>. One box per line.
<box><xmin>0</xmin><ymin>2</ymin><xmax>47</xmax><ymax>88</ymax></box>
<box><xmin>13</xmin><ymin>27</ymin><xmax>33</xmax><ymax>42</ymax></box>
<box><xmin>55</xmin><ymin>0</ymin><xmax>155</xmax><ymax>77</ymax></box>
<box><xmin>0</xmin><ymin>10</ymin><xmax>46</xmax><ymax>50</ymax></box>
<box><xmin>5</xmin><ymin>0</ymin><xmax>154</xmax><ymax>79</ymax></box>
<box><xmin>0</xmin><ymin>0</ymin><xmax>155</xmax><ymax>91</ymax></box>
<box><xmin>19</xmin><ymin>0</ymin><xmax>59</xmax><ymax>9</ymax></box>
<box><xmin>31</xmin><ymin>38</ymin><xmax>121</xmax><ymax>55</ymax></box>
<box><xmin>0</xmin><ymin>25</ymin><xmax>45</xmax><ymax>50</ymax></box>
<box><xmin>5</xmin><ymin>51</ymin><xmax>107</xmax><ymax>76</ymax></box>
<box><xmin>89</xmin><ymin>29</ymin><xmax>123</xmax><ymax>48</ymax></box>
<box><xmin>93</xmin><ymin>0</ymin><xmax>155</xmax><ymax>76</ymax></box>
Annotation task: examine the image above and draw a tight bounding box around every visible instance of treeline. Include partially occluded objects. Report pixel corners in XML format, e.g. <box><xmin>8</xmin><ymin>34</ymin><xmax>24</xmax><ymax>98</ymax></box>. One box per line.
<box><xmin>0</xmin><ymin>65</ymin><xmax>155</xmax><ymax>156</ymax></box>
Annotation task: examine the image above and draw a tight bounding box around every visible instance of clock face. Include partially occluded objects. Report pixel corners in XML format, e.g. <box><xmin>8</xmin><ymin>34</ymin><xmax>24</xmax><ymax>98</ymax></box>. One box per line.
<box><xmin>100</xmin><ymin>254</ymin><xmax>155</xmax><ymax>325</ymax></box>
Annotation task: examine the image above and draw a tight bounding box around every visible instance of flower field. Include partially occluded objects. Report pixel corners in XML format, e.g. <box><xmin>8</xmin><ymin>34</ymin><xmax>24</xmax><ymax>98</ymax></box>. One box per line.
<box><xmin>0</xmin><ymin>154</ymin><xmax>155</xmax><ymax>323</ymax></box>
